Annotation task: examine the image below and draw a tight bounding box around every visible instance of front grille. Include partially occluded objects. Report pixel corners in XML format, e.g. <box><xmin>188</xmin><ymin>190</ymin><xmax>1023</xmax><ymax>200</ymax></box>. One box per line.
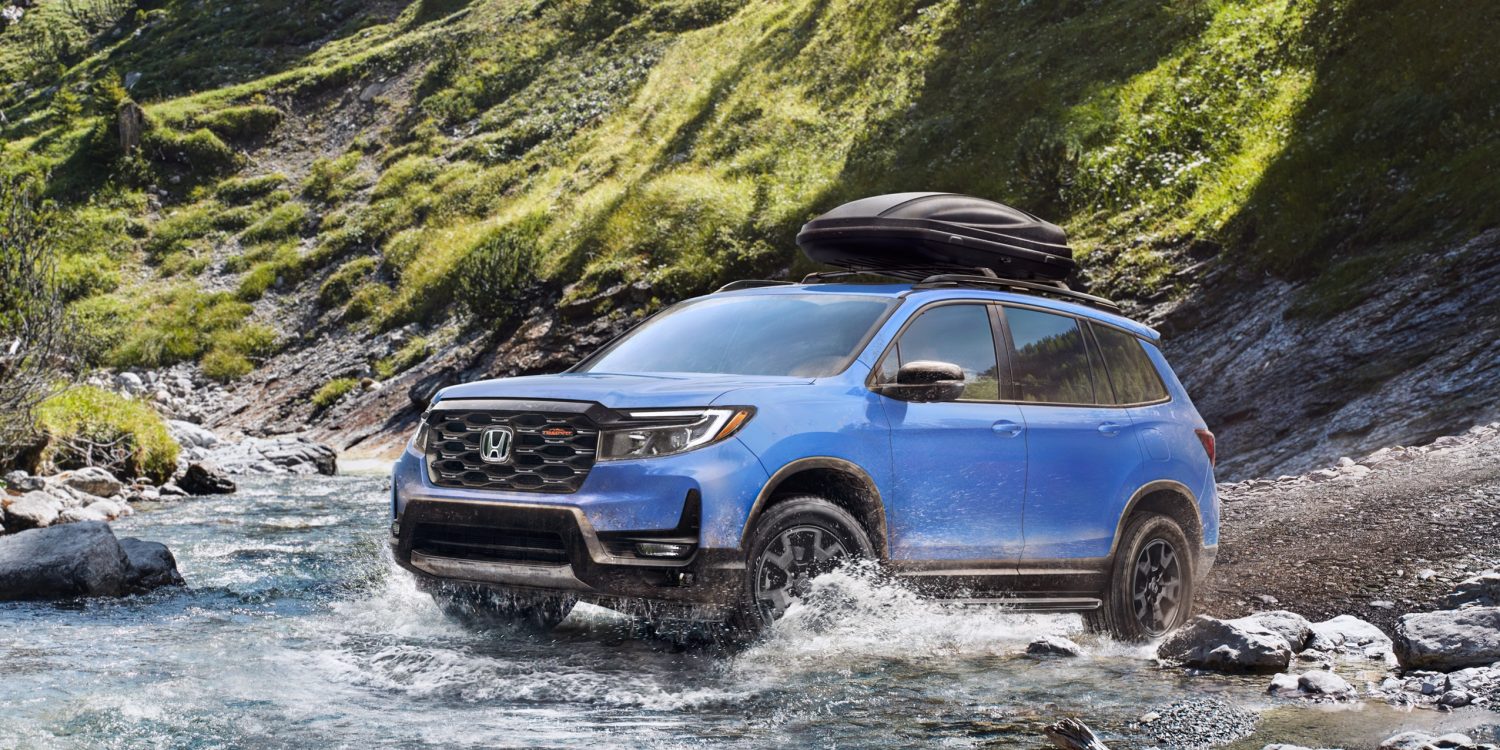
<box><xmin>411</xmin><ymin>522</ymin><xmax>568</xmax><ymax>564</ymax></box>
<box><xmin>425</xmin><ymin>409</ymin><xmax>599</xmax><ymax>493</ymax></box>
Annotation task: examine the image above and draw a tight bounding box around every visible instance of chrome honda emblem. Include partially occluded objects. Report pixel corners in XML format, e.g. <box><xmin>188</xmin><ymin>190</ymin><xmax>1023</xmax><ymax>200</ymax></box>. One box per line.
<box><xmin>479</xmin><ymin>426</ymin><xmax>514</xmax><ymax>464</ymax></box>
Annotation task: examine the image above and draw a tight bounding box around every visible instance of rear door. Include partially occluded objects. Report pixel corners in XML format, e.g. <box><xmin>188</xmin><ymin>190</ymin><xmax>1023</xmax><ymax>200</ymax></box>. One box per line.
<box><xmin>877</xmin><ymin>302</ymin><xmax>1027</xmax><ymax>565</ymax></box>
<box><xmin>1000</xmin><ymin>306</ymin><xmax>1146</xmax><ymax>563</ymax></box>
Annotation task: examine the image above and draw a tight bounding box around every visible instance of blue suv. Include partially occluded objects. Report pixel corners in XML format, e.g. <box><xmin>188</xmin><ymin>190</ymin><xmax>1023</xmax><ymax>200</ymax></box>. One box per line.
<box><xmin>390</xmin><ymin>274</ymin><xmax>1219</xmax><ymax>640</ymax></box>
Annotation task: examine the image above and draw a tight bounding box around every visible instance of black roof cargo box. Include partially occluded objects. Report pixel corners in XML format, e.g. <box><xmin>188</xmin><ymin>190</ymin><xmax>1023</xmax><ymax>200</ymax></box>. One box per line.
<box><xmin>796</xmin><ymin>192</ymin><xmax>1075</xmax><ymax>281</ymax></box>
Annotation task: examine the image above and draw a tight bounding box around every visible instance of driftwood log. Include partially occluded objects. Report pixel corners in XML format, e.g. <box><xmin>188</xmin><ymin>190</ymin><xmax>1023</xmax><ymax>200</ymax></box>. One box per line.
<box><xmin>1043</xmin><ymin>718</ymin><xmax>1109</xmax><ymax>750</ymax></box>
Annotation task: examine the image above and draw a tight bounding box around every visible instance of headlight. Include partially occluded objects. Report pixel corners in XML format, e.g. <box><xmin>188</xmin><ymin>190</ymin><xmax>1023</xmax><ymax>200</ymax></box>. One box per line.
<box><xmin>597</xmin><ymin>407</ymin><xmax>753</xmax><ymax>461</ymax></box>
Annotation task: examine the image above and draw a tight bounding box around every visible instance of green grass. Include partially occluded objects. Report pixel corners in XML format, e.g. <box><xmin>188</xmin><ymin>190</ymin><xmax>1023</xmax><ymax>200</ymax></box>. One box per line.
<box><xmin>36</xmin><ymin>386</ymin><xmax>179</xmax><ymax>483</ymax></box>
<box><xmin>375</xmin><ymin>335</ymin><xmax>432</xmax><ymax>379</ymax></box>
<box><xmin>311</xmin><ymin>377</ymin><xmax>359</xmax><ymax>410</ymax></box>
<box><xmin>5</xmin><ymin>0</ymin><xmax>1496</xmax><ymax>383</ymax></box>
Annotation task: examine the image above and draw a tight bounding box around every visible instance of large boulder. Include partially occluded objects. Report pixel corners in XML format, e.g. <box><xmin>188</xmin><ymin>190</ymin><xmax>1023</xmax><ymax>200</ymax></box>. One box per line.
<box><xmin>0</xmin><ymin>522</ymin><xmax>128</xmax><ymax>599</ymax></box>
<box><xmin>176</xmin><ymin>462</ymin><xmax>236</xmax><ymax>495</ymax></box>
<box><xmin>1308</xmin><ymin>615</ymin><xmax>1393</xmax><ymax>657</ymax></box>
<box><xmin>60</xmin><ymin>467</ymin><xmax>123</xmax><ymax>498</ymax></box>
<box><xmin>1393</xmin><ymin>607</ymin><xmax>1500</xmax><ymax>671</ymax></box>
<box><xmin>167</xmin><ymin>419</ymin><xmax>220</xmax><ymax>450</ymax></box>
<box><xmin>1239</xmin><ymin>610</ymin><xmax>1314</xmax><ymax>651</ymax></box>
<box><xmin>119</xmin><ymin>537</ymin><xmax>185</xmax><ymax>590</ymax></box>
<box><xmin>1379</xmin><ymin>731</ymin><xmax>1480</xmax><ymax>750</ymax></box>
<box><xmin>0</xmin><ymin>522</ymin><xmax>182</xmax><ymax>600</ymax></box>
<box><xmin>1158</xmin><ymin>615</ymin><xmax>1294</xmax><ymax>672</ymax></box>
<box><xmin>2</xmin><ymin>490</ymin><xmax>62</xmax><ymax>531</ymax></box>
<box><xmin>206</xmin><ymin>437</ymin><xmax>337</xmax><ymax>476</ymax></box>
<box><xmin>1443</xmin><ymin>571</ymin><xmax>1500</xmax><ymax>609</ymax></box>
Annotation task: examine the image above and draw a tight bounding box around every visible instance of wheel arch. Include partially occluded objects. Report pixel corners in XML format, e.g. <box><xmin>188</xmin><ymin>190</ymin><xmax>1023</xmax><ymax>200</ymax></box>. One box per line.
<box><xmin>1107</xmin><ymin>480</ymin><xmax>1203</xmax><ymax>560</ymax></box>
<box><xmin>741</xmin><ymin>457</ymin><xmax>889</xmax><ymax>559</ymax></box>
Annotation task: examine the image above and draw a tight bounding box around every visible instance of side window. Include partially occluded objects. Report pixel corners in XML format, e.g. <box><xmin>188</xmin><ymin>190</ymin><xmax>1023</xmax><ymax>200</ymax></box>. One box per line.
<box><xmin>1003</xmin><ymin>307</ymin><xmax>1096</xmax><ymax>405</ymax></box>
<box><xmin>881</xmin><ymin>304</ymin><xmax>1001</xmax><ymax>400</ymax></box>
<box><xmin>1091</xmin><ymin>323</ymin><xmax>1169</xmax><ymax>404</ymax></box>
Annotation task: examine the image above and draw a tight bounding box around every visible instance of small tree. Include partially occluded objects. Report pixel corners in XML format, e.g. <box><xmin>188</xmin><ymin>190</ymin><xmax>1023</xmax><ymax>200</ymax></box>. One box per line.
<box><xmin>0</xmin><ymin>172</ymin><xmax>72</xmax><ymax>465</ymax></box>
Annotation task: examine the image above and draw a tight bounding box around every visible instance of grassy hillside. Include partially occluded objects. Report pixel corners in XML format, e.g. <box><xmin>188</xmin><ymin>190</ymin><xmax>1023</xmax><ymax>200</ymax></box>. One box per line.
<box><xmin>3</xmin><ymin>0</ymin><xmax>1496</xmax><ymax>378</ymax></box>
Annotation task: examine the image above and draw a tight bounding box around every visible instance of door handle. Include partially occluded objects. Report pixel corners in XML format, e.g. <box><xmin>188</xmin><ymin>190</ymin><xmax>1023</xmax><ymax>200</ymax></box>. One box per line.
<box><xmin>1097</xmin><ymin>421</ymin><xmax>1123</xmax><ymax>436</ymax></box>
<box><xmin>992</xmin><ymin>420</ymin><xmax>1023</xmax><ymax>438</ymax></box>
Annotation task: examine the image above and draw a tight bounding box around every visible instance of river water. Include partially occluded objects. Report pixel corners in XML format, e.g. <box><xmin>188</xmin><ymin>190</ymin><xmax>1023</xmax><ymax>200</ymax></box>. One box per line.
<box><xmin>1</xmin><ymin>475</ymin><xmax>1493</xmax><ymax>749</ymax></box>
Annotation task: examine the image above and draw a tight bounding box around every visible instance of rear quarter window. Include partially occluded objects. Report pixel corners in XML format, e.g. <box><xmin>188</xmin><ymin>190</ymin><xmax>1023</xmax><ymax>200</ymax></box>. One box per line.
<box><xmin>1090</xmin><ymin>323</ymin><xmax>1169</xmax><ymax>404</ymax></box>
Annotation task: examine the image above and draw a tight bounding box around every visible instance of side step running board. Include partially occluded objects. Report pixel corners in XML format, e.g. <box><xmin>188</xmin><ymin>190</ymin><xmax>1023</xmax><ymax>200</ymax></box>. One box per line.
<box><xmin>942</xmin><ymin>597</ymin><xmax>1102</xmax><ymax>611</ymax></box>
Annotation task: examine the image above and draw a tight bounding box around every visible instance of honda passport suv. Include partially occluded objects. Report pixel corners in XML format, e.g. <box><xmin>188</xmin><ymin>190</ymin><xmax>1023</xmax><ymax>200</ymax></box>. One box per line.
<box><xmin>389</xmin><ymin>275</ymin><xmax>1219</xmax><ymax>640</ymax></box>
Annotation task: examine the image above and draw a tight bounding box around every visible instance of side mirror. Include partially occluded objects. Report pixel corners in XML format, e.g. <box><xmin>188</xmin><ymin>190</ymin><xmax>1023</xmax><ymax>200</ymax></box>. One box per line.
<box><xmin>878</xmin><ymin>360</ymin><xmax>967</xmax><ymax>402</ymax></box>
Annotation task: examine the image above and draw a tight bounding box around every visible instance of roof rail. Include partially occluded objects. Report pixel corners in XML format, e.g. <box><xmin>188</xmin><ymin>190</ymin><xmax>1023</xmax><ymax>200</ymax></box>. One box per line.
<box><xmin>715</xmin><ymin>279</ymin><xmax>795</xmax><ymax>293</ymax></box>
<box><xmin>912</xmin><ymin>274</ymin><xmax>1120</xmax><ymax>312</ymax></box>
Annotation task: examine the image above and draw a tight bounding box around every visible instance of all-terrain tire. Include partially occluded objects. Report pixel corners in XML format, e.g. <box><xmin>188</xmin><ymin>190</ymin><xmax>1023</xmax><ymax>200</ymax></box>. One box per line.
<box><xmin>1086</xmin><ymin>512</ymin><xmax>1194</xmax><ymax>642</ymax></box>
<box><xmin>725</xmin><ymin>495</ymin><xmax>875</xmax><ymax>640</ymax></box>
<box><xmin>429</xmin><ymin>583</ymin><xmax>576</xmax><ymax>632</ymax></box>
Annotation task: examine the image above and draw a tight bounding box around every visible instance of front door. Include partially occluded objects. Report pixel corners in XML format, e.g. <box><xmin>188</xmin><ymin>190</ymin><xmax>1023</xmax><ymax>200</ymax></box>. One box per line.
<box><xmin>877</xmin><ymin>303</ymin><xmax>1027</xmax><ymax>565</ymax></box>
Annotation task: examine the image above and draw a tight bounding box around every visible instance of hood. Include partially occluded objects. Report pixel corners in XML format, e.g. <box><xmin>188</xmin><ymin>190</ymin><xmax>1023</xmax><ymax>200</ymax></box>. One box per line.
<box><xmin>432</xmin><ymin>372</ymin><xmax>813</xmax><ymax>409</ymax></box>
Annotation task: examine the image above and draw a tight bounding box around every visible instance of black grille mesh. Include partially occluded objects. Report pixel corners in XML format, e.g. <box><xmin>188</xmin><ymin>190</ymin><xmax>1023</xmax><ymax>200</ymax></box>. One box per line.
<box><xmin>425</xmin><ymin>409</ymin><xmax>599</xmax><ymax>493</ymax></box>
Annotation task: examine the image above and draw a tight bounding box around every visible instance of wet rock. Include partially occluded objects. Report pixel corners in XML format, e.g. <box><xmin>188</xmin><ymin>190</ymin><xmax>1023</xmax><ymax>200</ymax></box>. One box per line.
<box><xmin>118</xmin><ymin>537</ymin><xmax>184</xmax><ymax>591</ymax></box>
<box><xmin>1443</xmin><ymin>571</ymin><xmax>1500</xmax><ymax>608</ymax></box>
<box><xmin>1308</xmin><ymin>615</ymin><xmax>1393</xmax><ymax>657</ymax></box>
<box><xmin>1158</xmin><ymin>615</ymin><xmax>1293</xmax><ymax>672</ymax></box>
<box><xmin>58</xmin><ymin>498</ymin><xmax>130</xmax><ymax>524</ymax></box>
<box><xmin>206</xmin><ymin>437</ymin><xmax>336</xmax><ymax>476</ymax></box>
<box><xmin>177</xmin><ymin>462</ymin><xmax>236</xmax><ymax>495</ymax></box>
<box><xmin>0</xmin><ymin>521</ymin><xmax>128</xmax><ymax>600</ymax></box>
<box><xmin>1263</xmin><ymin>745</ymin><xmax>1342</xmax><ymax>750</ymax></box>
<box><xmin>3</xmin><ymin>490</ymin><xmax>61</xmax><ymax>531</ymax></box>
<box><xmin>1242</xmin><ymin>610</ymin><xmax>1314</xmax><ymax>651</ymax></box>
<box><xmin>60</xmin><ymin>467</ymin><xmax>123</xmax><ymax>498</ymax></box>
<box><xmin>1268</xmin><ymin>673</ymin><xmax>1301</xmax><ymax>695</ymax></box>
<box><xmin>1379</xmin><ymin>731</ymin><xmax>1481</xmax><ymax>750</ymax></box>
<box><xmin>1394</xmin><ymin>607</ymin><xmax>1500</xmax><ymax>671</ymax></box>
<box><xmin>1298</xmin><ymin>670</ymin><xmax>1355</xmax><ymax>698</ymax></box>
<box><xmin>1437</xmin><ymin>689</ymin><xmax>1472</xmax><ymax>707</ymax></box>
<box><xmin>1027</xmin><ymin>636</ymin><xmax>1082</xmax><ymax>657</ymax></box>
<box><xmin>158</xmin><ymin>483</ymin><xmax>188</xmax><ymax>497</ymax></box>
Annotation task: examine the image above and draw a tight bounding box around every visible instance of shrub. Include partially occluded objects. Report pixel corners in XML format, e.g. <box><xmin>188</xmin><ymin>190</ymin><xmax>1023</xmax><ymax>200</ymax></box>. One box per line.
<box><xmin>195</xmin><ymin>104</ymin><xmax>283</xmax><ymax>141</ymax></box>
<box><xmin>201</xmin><ymin>349</ymin><xmax>253</xmax><ymax>381</ymax></box>
<box><xmin>342</xmin><ymin>282</ymin><xmax>391</xmax><ymax>322</ymax></box>
<box><xmin>36</xmin><ymin>386</ymin><xmax>178</xmax><ymax>483</ymax></box>
<box><xmin>311</xmin><ymin>377</ymin><xmax>358</xmax><ymax>411</ymax></box>
<box><xmin>318</xmin><ymin>256</ymin><xmax>377</xmax><ymax>309</ymax></box>
<box><xmin>302</xmin><ymin>153</ymin><xmax>362</xmax><ymax>203</ymax></box>
<box><xmin>375</xmin><ymin>336</ymin><xmax>431</xmax><ymax>379</ymax></box>
<box><xmin>454</xmin><ymin>216</ymin><xmax>545</xmax><ymax>323</ymax></box>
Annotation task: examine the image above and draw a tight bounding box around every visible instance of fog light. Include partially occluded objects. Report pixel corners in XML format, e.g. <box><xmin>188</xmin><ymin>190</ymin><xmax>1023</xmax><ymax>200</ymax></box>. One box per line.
<box><xmin>636</xmin><ymin>542</ymin><xmax>691</xmax><ymax>558</ymax></box>
<box><xmin>390</xmin><ymin>519</ymin><xmax>400</xmax><ymax>537</ymax></box>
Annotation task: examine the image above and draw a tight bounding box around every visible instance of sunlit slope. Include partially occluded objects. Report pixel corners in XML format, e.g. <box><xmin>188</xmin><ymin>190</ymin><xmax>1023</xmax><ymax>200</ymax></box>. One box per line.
<box><xmin>2</xmin><ymin>0</ymin><xmax>1495</xmax><ymax>375</ymax></box>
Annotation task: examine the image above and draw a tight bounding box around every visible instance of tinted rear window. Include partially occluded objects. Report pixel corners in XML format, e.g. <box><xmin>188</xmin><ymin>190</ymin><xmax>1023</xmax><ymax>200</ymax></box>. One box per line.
<box><xmin>1004</xmin><ymin>307</ymin><xmax>1097</xmax><ymax>405</ymax></box>
<box><xmin>1091</xmin><ymin>323</ymin><xmax>1169</xmax><ymax>404</ymax></box>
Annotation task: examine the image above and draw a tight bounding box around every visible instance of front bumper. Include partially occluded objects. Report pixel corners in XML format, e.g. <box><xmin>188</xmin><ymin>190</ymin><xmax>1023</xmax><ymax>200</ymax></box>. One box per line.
<box><xmin>390</xmin><ymin>498</ymin><xmax>745</xmax><ymax>618</ymax></box>
<box><xmin>389</xmin><ymin>437</ymin><xmax>768</xmax><ymax>618</ymax></box>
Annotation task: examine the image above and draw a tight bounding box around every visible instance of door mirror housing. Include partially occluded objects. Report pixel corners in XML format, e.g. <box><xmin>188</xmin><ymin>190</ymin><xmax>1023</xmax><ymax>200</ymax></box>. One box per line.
<box><xmin>878</xmin><ymin>360</ymin><xmax>967</xmax><ymax>402</ymax></box>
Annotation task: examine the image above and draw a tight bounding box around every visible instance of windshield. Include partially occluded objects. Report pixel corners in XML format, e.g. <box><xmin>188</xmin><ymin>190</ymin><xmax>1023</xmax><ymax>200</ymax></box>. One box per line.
<box><xmin>579</xmin><ymin>293</ymin><xmax>895</xmax><ymax>377</ymax></box>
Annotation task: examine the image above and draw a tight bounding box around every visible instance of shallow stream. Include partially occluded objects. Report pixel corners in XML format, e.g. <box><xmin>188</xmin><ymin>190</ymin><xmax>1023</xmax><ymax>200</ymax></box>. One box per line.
<box><xmin>1</xmin><ymin>475</ymin><xmax>1494</xmax><ymax>748</ymax></box>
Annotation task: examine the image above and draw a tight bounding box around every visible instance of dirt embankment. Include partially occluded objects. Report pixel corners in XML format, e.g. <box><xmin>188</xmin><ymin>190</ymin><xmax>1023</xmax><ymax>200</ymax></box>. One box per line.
<box><xmin>1199</xmin><ymin>422</ymin><xmax>1500</xmax><ymax>633</ymax></box>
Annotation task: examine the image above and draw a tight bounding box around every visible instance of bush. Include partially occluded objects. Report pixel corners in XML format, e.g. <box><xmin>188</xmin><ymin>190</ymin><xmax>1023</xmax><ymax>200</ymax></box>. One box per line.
<box><xmin>302</xmin><ymin>153</ymin><xmax>362</xmax><ymax>203</ymax></box>
<box><xmin>342</xmin><ymin>282</ymin><xmax>392</xmax><ymax>322</ymax></box>
<box><xmin>201</xmin><ymin>348</ymin><xmax>253</xmax><ymax>381</ymax></box>
<box><xmin>318</xmin><ymin>256</ymin><xmax>377</xmax><ymax>309</ymax></box>
<box><xmin>36</xmin><ymin>386</ymin><xmax>178</xmax><ymax>483</ymax></box>
<box><xmin>196</xmin><ymin>104</ymin><xmax>283</xmax><ymax>141</ymax></box>
<box><xmin>454</xmin><ymin>217</ymin><xmax>543</xmax><ymax>323</ymax></box>
<box><xmin>311</xmin><ymin>378</ymin><xmax>358</xmax><ymax>411</ymax></box>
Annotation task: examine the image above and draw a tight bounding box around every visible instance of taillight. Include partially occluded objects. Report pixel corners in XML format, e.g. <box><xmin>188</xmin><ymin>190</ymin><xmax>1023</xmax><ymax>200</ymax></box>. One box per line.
<box><xmin>1195</xmin><ymin>428</ymin><xmax>1216</xmax><ymax>467</ymax></box>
